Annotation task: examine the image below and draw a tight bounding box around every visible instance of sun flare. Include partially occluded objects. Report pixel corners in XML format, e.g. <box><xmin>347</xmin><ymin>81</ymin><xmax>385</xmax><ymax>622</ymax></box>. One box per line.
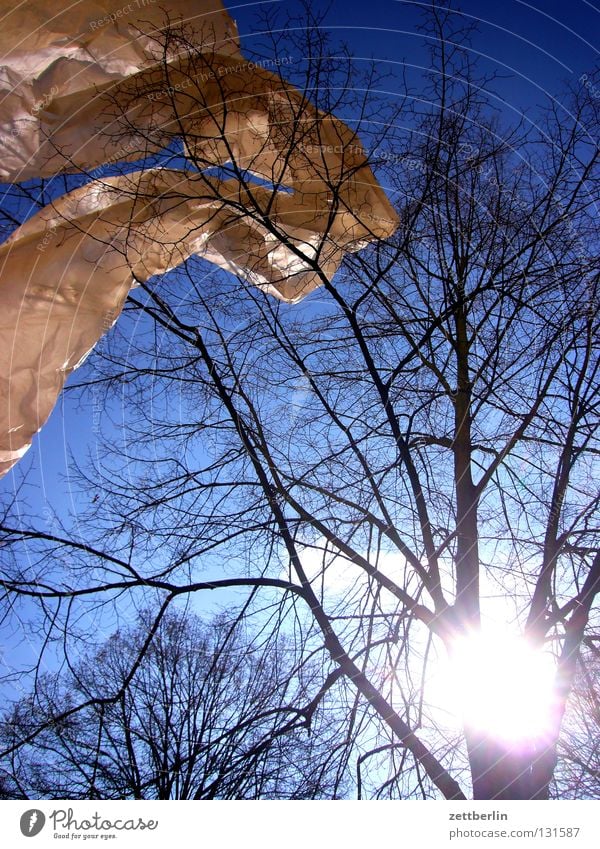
<box><xmin>434</xmin><ymin>625</ymin><xmax>557</xmax><ymax>744</ymax></box>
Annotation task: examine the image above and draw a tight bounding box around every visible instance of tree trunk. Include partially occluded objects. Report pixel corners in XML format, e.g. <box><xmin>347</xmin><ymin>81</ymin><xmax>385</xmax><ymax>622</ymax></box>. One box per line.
<box><xmin>467</xmin><ymin>732</ymin><xmax>552</xmax><ymax>799</ymax></box>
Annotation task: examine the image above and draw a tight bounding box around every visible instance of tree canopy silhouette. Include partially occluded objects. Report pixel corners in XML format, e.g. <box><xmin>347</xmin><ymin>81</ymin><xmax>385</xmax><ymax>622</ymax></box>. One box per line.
<box><xmin>0</xmin><ymin>3</ymin><xmax>598</xmax><ymax>800</ymax></box>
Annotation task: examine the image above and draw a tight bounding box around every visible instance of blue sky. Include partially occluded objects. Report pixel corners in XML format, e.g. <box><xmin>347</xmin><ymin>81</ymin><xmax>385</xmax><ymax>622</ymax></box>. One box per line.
<box><xmin>2</xmin><ymin>0</ymin><xmax>597</xmax><ymax>530</ymax></box>
<box><xmin>0</xmin><ymin>0</ymin><xmax>597</xmax><ymax>687</ymax></box>
<box><xmin>2</xmin><ymin>0</ymin><xmax>600</xmax><ymax>480</ymax></box>
<box><xmin>233</xmin><ymin>0</ymin><xmax>598</xmax><ymax>108</ymax></box>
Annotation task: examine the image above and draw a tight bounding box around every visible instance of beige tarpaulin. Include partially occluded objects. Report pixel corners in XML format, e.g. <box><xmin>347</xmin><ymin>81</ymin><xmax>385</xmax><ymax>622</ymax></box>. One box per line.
<box><xmin>0</xmin><ymin>168</ymin><xmax>354</xmax><ymax>475</ymax></box>
<box><xmin>0</xmin><ymin>0</ymin><xmax>241</xmax><ymax>179</ymax></box>
<box><xmin>0</xmin><ymin>1</ymin><xmax>398</xmax><ymax>476</ymax></box>
<box><xmin>0</xmin><ymin>0</ymin><xmax>239</xmax><ymax>75</ymax></box>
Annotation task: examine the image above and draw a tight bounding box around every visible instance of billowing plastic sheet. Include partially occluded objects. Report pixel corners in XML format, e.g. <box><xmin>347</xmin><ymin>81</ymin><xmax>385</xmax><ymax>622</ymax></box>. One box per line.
<box><xmin>0</xmin><ymin>0</ymin><xmax>241</xmax><ymax>180</ymax></box>
<box><xmin>0</xmin><ymin>2</ymin><xmax>398</xmax><ymax>476</ymax></box>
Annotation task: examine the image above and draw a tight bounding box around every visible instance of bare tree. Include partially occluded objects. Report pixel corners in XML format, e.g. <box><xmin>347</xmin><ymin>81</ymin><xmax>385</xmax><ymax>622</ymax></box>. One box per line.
<box><xmin>0</xmin><ymin>4</ymin><xmax>598</xmax><ymax>800</ymax></box>
<box><xmin>0</xmin><ymin>605</ymin><xmax>348</xmax><ymax>799</ymax></box>
<box><xmin>553</xmin><ymin>646</ymin><xmax>600</xmax><ymax>799</ymax></box>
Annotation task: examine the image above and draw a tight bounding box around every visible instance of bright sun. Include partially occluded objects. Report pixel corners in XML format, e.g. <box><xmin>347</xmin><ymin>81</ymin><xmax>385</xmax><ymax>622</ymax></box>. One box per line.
<box><xmin>432</xmin><ymin>624</ymin><xmax>557</xmax><ymax>744</ymax></box>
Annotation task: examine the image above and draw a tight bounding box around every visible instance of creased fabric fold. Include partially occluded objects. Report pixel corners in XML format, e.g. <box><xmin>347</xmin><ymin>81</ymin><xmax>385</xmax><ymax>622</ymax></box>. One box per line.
<box><xmin>0</xmin><ymin>1</ymin><xmax>398</xmax><ymax>476</ymax></box>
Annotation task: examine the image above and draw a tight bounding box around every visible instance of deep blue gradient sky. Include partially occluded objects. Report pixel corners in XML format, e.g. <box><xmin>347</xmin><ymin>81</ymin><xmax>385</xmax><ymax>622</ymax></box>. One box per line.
<box><xmin>0</xmin><ymin>1</ymin><xmax>597</xmax><ymax>686</ymax></box>
<box><xmin>232</xmin><ymin>0</ymin><xmax>598</xmax><ymax>109</ymax></box>
<box><xmin>2</xmin><ymin>0</ymin><xmax>598</xmax><ymax>508</ymax></box>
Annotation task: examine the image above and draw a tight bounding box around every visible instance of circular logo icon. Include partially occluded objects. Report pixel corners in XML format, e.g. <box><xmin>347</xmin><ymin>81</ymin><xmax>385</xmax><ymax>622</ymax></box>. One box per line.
<box><xmin>20</xmin><ymin>810</ymin><xmax>46</xmax><ymax>837</ymax></box>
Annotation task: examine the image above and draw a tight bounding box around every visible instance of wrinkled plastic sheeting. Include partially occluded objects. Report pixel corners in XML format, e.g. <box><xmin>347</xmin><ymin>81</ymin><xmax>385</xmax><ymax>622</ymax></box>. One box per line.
<box><xmin>0</xmin><ymin>1</ymin><xmax>399</xmax><ymax>476</ymax></box>
<box><xmin>0</xmin><ymin>0</ymin><xmax>239</xmax><ymax>76</ymax></box>
<box><xmin>0</xmin><ymin>0</ymin><xmax>241</xmax><ymax>180</ymax></box>
<box><xmin>0</xmin><ymin>168</ymin><xmax>359</xmax><ymax>475</ymax></box>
